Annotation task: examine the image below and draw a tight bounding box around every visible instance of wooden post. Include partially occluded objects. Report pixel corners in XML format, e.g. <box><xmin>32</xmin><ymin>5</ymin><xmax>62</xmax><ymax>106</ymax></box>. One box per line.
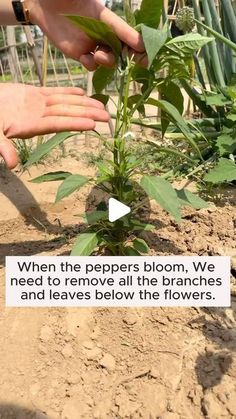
<box><xmin>23</xmin><ymin>26</ymin><xmax>43</xmax><ymax>85</ymax></box>
<box><xmin>42</xmin><ymin>35</ymin><xmax>48</xmax><ymax>86</ymax></box>
<box><xmin>164</xmin><ymin>0</ymin><xmax>169</xmax><ymax>15</ymax></box>
<box><xmin>6</xmin><ymin>26</ymin><xmax>19</xmax><ymax>82</ymax></box>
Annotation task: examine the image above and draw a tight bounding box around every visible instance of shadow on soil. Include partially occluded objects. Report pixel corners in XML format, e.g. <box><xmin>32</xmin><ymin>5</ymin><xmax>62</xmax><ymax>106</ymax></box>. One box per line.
<box><xmin>141</xmin><ymin>229</ymin><xmax>183</xmax><ymax>255</ymax></box>
<box><xmin>0</xmin><ymin>167</ymin><xmax>86</xmax><ymax>266</ymax></box>
<box><xmin>202</xmin><ymin>185</ymin><xmax>236</xmax><ymax>207</ymax></box>
<box><xmin>0</xmin><ymin>167</ymin><xmax>58</xmax><ymax>233</ymax></box>
<box><xmin>0</xmin><ymin>404</ymin><xmax>49</xmax><ymax>418</ymax></box>
<box><xmin>191</xmin><ymin>305</ymin><xmax>236</xmax><ymax>389</ymax></box>
<box><xmin>0</xmin><ymin>230</ymin><xmax>79</xmax><ymax>267</ymax></box>
<box><xmin>0</xmin><ymin>228</ymin><xmax>184</xmax><ymax>268</ymax></box>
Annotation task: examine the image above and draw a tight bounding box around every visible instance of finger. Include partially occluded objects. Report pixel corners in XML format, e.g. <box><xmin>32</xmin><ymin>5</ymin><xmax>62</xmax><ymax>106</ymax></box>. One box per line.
<box><xmin>45</xmin><ymin>94</ymin><xmax>105</xmax><ymax>109</ymax></box>
<box><xmin>80</xmin><ymin>54</ymin><xmax>98</xmax><ymax>71</ymax></box>
<box><xmin>0</xmin><ymin>135</ymin><xmax>18</xmax><ymax>169</ymax></box>
<box><xmin>41</xmin><ymin>87</ymin><xmax>85</xmax><ymax>96</ymax></box>
<box><xmin>35</xmin><ymin>117</ymin><xmax>97</xmax><ymax>135</ymax></box>
<box><xmin>100</xmin><ymin>8</ymin><xmax>145</xmax><ymax>53</ymax></box>
<box><xmin>44</xmin><ymin>104</ymin><xmax>110</xmax><ymax>121</ymax></box>
<box><xmin>94</xmin><ymin>49</ymin><xmax>116</xmax><ymax>68</ymax></box>
<box><xmin>131</xmin><ymin>51</ymin><xmax>149</xmax><ymax>68</ymax></box>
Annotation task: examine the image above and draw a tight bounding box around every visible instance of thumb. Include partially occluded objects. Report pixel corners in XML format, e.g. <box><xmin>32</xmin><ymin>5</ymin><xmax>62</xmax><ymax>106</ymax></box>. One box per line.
<box><xmin>0</xmin><ymin>133</ymin><xmax>18</xmax><ymax>169</ymax></box>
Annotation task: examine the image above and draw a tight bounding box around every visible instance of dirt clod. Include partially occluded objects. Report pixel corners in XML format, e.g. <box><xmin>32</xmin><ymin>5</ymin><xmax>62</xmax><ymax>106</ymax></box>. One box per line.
<box><xmin>99</xmin><ymin>353</ymin><xmax>116</xmax><ymax>371</ymax></box>
<box><xmin>61</xmin><ymin>344</ymin><xmax>74</xmax><ymax>358</ymax></box>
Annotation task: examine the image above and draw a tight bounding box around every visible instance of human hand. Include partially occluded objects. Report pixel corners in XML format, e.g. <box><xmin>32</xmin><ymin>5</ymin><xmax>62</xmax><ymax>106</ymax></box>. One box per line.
<box><xmin>29</xmin><ymin>0</ymin><xmax>145</xmax><ymax>70</ymax></box>
<box><xmin>0</xmin><ymin>84</ymin><xmax>109</xmax><ymax>169</ymax></box>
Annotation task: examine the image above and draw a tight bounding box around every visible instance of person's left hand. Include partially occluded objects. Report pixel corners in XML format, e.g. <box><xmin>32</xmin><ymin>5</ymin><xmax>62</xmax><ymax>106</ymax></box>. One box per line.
<box><xmin>28</xmin><ymin>0</ymin><xmax>145</xmax><ymax>70</ymax></box>
<box><xmin>0</xmin><ymin>84</ymin><xmax>109</xmax><ymax>169</ymax></box>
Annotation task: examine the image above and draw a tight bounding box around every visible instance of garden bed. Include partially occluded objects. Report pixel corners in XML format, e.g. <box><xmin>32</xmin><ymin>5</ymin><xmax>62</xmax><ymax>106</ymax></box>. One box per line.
<box><xmin>0</xmin><ymin>149</ymin><xmax>235</xmax><ymax>419</ymax></box>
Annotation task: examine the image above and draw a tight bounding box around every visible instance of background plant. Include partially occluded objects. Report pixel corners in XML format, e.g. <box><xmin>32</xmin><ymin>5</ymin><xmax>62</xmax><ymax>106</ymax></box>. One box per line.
<box><xmin>174</xmin><ymin>0</ymin><xmax>236</xmax><ymax>185</ymax></box>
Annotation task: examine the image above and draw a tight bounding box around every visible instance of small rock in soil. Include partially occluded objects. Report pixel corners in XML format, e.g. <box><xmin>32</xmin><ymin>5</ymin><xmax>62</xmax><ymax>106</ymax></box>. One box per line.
<box><xmin>99</xmin><ymin>353</ymin><xmax>116</xmax><ymax>371</ymax></box>
<box><xmin>82</xmin><ymin>340</ymin><xmax>94</xmax><ymax>349</ymax></box>
<box><xmin>66</xmin><ymin>372</ymin><xmax>80</xmax><ymax>385</ymax></box>
<box><xmin>149</xmin><ymin>367</ymin><xmax>159</xmax><ymax>379</ymax></box>
<box><xmin>202</xmin><ymin>393</ymin><xmax>228</xmax><ymax>417</ymax></box>
<box><xmin>38</xmin><ymin>344</ymin><xmax>47</xmax><ymax>355</ymax></box>
<box><xmin>123</xmin><ymin>312</ymin><xmax>138</xmax><ymax>326</ymax></box>
<box><xmin>86</xmin><ymin>347</ymin><xmax>102</xmax><ymax>361</ymax></box>
<box><xmin>62</xmin><ymin>344</ymin><xmax>73</xmax><ymax>358</ymax></box>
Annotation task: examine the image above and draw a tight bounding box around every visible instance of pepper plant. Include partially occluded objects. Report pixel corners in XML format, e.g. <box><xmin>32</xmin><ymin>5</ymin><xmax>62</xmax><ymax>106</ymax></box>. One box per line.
<box><xmin>26</xmin><ymin>0</ymin><xmax>211</xmax><ymax>256</ymax></box>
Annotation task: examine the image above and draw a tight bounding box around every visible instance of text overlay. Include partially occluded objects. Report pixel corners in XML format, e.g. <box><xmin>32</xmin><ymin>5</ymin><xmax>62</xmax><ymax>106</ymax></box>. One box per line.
<box><xmin>6</xmin><ymin>256</ymin><xmax>231</xmax><ymax>307</ymax></box>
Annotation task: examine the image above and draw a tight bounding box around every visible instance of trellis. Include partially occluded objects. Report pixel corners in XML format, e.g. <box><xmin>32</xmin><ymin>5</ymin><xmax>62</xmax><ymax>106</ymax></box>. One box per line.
<box><xmin>0</xmin><ymin>26</ymin><xmax>86</xmax><ymax>88</ymax></box>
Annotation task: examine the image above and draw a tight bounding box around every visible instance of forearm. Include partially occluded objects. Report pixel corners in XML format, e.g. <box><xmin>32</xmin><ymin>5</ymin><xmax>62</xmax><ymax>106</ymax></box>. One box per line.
<box><xmin>0</xmin><ymin>0</ymin><xmax>37</xmax><ymax>25</ymax></box>
<box><xmin>0</xmin><ymin>0</ymin><xmax>18</xmax><ymax>25</ymax></box>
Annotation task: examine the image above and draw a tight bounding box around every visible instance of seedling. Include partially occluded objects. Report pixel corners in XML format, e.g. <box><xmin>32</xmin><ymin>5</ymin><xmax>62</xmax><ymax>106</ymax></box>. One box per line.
<box><xmin>26</xmin><ymin>0</ymin><xmax>211</xmax><ymax>256</ymax></box>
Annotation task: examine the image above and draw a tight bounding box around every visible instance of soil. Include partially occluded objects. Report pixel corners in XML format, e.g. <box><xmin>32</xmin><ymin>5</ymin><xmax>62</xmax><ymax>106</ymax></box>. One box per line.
<box><xmin>0</xmin><ymin>146</ymin><xmax>236</xmax><ymax>419</ymax></box>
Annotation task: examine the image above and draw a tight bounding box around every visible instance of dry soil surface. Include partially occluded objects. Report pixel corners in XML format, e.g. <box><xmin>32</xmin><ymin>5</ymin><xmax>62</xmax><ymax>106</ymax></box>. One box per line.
<box><xmin>0</xmin><ymin>151</ymin><xmax>236</xmax><ymax>419</ymax></box>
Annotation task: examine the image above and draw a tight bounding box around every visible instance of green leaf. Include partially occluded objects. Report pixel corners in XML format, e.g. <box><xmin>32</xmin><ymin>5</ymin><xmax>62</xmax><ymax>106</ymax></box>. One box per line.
<box><xmin>176</xmin><ymin>189</ymin><xmax>208</xmax><ymax>210</ymax></box>
<box><xmin>140</xmin><ymin>176</ymin><xmax>182</xmax><ymax>222</ymax></box>
<box><xmin>124</xmin><ymin>0</ymin><xmax>136</xmax><ymax>27</ymax></box>
<box><xmin>66</xmin><ymin>15</ymin><xmax>121</xmax><ymax>55</ymax></box>
<box><xmin>85</xmin><ymin>210</ymin><xmax>107</xmax><ymax>224</ymax></box>
<box><xmin>205</xmin><ymin>93</ymin><xmax>231</xmax><ymax>107</ymax></box>
<box><xmin>71</xmin><ymin>232</ymin><xmax>98</xmax><ymax>256</ymax></box>
<box><xmin>141</xmin><ymin>24</ymin><xmax>168</xmax><ymax>68</ymax></box>
<box><xmin>30</xmin><ymin>171</ymin><xmax>71</xmax><ymax>184</ymax></box>
<box><xmin>127</xmin><ymin>94</ymin><xmax>145</xmax><ymax>115</ymax></box>
<box><xmin>226</xmin><ymin>112</ymin><xmax>236</xmax><ymax>122</ymax></box>
<box><xmin>166</xmin><ymin>33</ymin><xmax>213</xmax><ymax>56</ymax></box>
<box><xmin>96</xmin><ymin>161</ymin><xmax>113</xmax><ymax>176</ymax></box>
<box><xmin>159</xmin><ymin>81</ymin><xmax>184</xmax><ymax>115</ymax></box>
<box><xmin>160</xmin><ymin>54</ymin><xmax>190</xmax><ymax>80</ymax></box>
<box><xmin>24</xmin><ymin>132</ymin><xmax>74</xmax><ymax>167</ymax></box>
<box><xmin>147</xmin><ymin>98</ymin><xmax>202</xmax><ymax>157</ymax></box>
<box><xmin>91</xmin><ymin>93</ymin><xmax>109</xmax><ymax>106</ymax></box>
<box><xmin>181</xmin><ymin>79</ymin><xmax>218</xmax><ymax>119</ymax></box>
<box><xmin>124</xmin><ymin>246</ymin><xmax>141</xmax><ymax>256</ymax></box>
<box><xmin>131</xmin><ymin>219</ymin><xmax>155</xmax><ymax>231</ymax></box>
<box><xmin>133</xmin><ymin>238</ymin><xmax>150</xmax><ymax>253</ymax></box>
<box><xmin>227</xmin><ymin>86</ymin><xmax>236</xmax><ymax>100</ymax></box>
<box><xmin>93</xmin><ymin>66</ymin><xmax>115</xmax><ymax>94</ymax></box>
<box><xmin>204</xmin><ymin>158</ymin><xmax>236</xmax><ymax>183</ymax></box>
<box><xmin>158</xmin><ymin>81</ymin><xmax>184</xmax><ymax>135</ymax></box>
<box><xmin>55</xmin><ymin>174</ymin><xmax>90</xmax><ymax>203</ymax></box>
<box><xmin>216</xmin><ymin>134</ymin><xmax>236</xmax><ymax>156</ymax></box>
<box><xmin>131</xmin><ymin>66</ymin><xmax>151</xmax><ymax>84</ymax></box>
<box><xmin>127</xmin><ymin>94</ymin><xmax>142</xmax><ymax>107</ymax></box>
<box><xmin>135</xmin><ymin>0</ymin><xmax>163</xmax><ymax>28</ymax></box>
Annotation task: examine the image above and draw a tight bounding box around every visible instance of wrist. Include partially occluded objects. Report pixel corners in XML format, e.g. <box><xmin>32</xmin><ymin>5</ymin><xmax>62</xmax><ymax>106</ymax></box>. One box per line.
<box><xmin>25</xmin><ymin>0</ymin><xmax>39</xmax><ymax>25</ymax></box>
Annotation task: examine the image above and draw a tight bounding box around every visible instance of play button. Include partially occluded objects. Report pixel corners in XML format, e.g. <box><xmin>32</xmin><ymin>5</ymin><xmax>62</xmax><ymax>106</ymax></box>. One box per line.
<box><xmin>108</xmin><ymin>198</ymin><xmax>131</xmax><ymax>222</ymax></box>
<box><xmin>85</xmin><ymin>177</ymin><xmax>151</xmax><ymax>233</ymax></box>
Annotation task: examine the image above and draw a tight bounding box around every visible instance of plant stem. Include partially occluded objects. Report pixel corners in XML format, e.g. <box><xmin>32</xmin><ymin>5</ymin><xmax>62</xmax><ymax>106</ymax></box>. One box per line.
<box><xmin>113</xmin><ymin>58</ymin><xmax>134</xmax><ymax>201</ymax></box>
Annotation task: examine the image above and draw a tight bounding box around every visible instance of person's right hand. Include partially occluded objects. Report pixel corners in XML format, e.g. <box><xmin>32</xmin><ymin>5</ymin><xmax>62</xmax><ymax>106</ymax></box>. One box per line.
<box><xmin>28</xmin><ymin>0</ymin><xmax>145</xmax><ymax>70</ymax></box>
<box><xmin>0</xmin><ymin>83</ymin><xmax>109</xmax><ymax>169</ymax></box>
